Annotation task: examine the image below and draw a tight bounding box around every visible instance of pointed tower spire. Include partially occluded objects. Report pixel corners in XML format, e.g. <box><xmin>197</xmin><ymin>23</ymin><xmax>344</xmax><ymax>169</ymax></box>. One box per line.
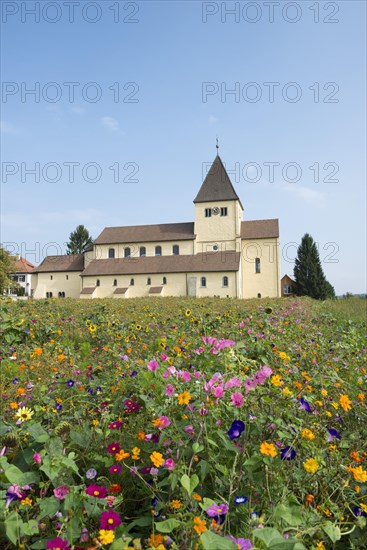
<box><xmin>193</xmin><ymin>155</ymin><xmax>243</xmax><ymax>209</ymax></box>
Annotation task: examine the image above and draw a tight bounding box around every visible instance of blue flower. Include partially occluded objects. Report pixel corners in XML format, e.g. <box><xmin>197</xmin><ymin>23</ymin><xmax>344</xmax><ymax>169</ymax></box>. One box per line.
<box><xmin>280</xmin><ymin>446</ymin><xmax>296</xmax><ymax>460</ymax></box>
<box><xmin>234</xmin><ymin>496</ymin><xmax>248</xmax><ymax>505</ymax></box>
<box><xmin>353</xmin><ymin>506</ymin><xmax>367</xmax><ymax>517</ymax></box>
<box><xmin>56</xmin><ymin>404</ymin><xmax>62</xmax><ymax>411</ymax></box>
<box><xmin>299</xmin><ymin>397</ymin><xmax>312</xmax><ymax>413</ymax></box>
<box><xmin>66</xmin><ymin>380</ymin><xmax>74</xmax><ymax>387</ymax></box>
<box><xmin>130</xmin><ymin>371</ymin><xmax>138</xmax><ymax>377</ymax></box>
<box><xmin>86</xmin><ymin>468</ymin><xmax>97</xmax><ymax>479</ymax></box>
<box><xmin>227</xmin><ymin>420</ymin><xmax>245</xmax><ymax>440</ymax></box>
<box><xmin>327</xmin><ymin>428</ymin><xmax>341</xmax><ymax>441</ymax></box>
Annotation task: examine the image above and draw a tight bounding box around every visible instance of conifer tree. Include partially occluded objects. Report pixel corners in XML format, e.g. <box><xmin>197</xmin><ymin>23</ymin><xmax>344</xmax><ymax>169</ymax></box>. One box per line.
<box><xmin>66</xmin><ymin>225</ymin><xmax>93</xmax><ymax>255</ymax></box>
<box><xmin>294</xmin><ymin>233</ymin><xmax>335</xmax><ymax>299</ymax></box>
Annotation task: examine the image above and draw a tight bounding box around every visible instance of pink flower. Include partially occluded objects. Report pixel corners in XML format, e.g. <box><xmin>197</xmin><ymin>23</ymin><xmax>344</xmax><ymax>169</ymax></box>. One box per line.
<box><xmin>165</xmin><ymin>384</ymin><xmax>175</xmax><ymax>396</ymax></box>
<box><xmin>260</xmin><ymin>366</ymin><xmax>272</xmax><ymax>378</ymax></box>
<box><xmin>33</xmin><ymin>453</ymin><xmax>42</xmax><ymax>465</ymax></box>
<box><xmin>231</xmin><ymin>392</ymin><xmax>244</xmax><ymax>407</ymax></box>
<box><xmin>199</xmin><ymin>407</ymin><xmax>208</xmax><ymax>415</ymax></box>
<box><xmin>160</xmin><ymin>353</ymin><xmax>168</xmax><ymax>361</ymax></box>
<box><xmin>157</xmin><ymin>415</ymin><xmax>171</xmax><ymax>430</ymax></box>
<box><xmin>212</xmin><ymin>386</ymin><xmax>224</xmax><ymax>399</ymax></box>
<box><xmin>184</xmin><ymin>425</ymin><xmax>195</xmax><ymax>436</ymax></box>
<box><xmin>164</xmin><ymin>458</ymin><xmax>176</xmax><ymax>470</ymax></box>
<box><xmin>147</xmin><ymin>359</ymin><xmax>159</xmax><ymax>371</ymax></box>
<box><xmin>100</xmin><ymin>510</ymin><xmax>122</xmax><ymax>530</ymax></box>
<box><xmin>53</xmin><ymin>486</ymin><xmax>68</xmax><ymax>500</ymax></box>
<box><xmin>244</xmin><ymin>379</ymin><xmax>256</xmax><ymax>393</ymax></box>
<box><xmin>46</xmin><ymin>537</ymin><xmax>70</xmax><ymax>549</ymax></box>
<box><xmin>224</xmin><ymin>377</ymin><xmax>242</xmax><ymax>390</ymax></box>
<box><xmin>180</xmin><ymin>371</ymin><xmax>191</xmax><ymax>382</ymax></box>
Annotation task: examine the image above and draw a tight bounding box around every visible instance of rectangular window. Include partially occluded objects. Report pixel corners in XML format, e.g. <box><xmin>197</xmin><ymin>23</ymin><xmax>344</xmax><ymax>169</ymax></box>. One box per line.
<box><xmin>205</xmin><ymin>208</ymin><xmax>212</xmax><ymax>218</ymax></box>
<box><xmin>255</xmin><ymin>258</ymin><xmax>261</xmax><ymax>274</ymax></box>
<box><xmin>220</xmin><ymin>207</ymin><xmax>228</xmax><ymax>216</ymax></box>
<box><xmin>18</xmin><ymin>275</ymin><xmax>25</xmax><ymax>282</ymax></box>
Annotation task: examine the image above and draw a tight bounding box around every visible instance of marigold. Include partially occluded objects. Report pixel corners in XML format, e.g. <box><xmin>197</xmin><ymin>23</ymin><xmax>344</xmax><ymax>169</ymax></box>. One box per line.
<box><xmin>357</xmin><ymin>393</ymin><xmax>365</xmax><ymax>401</ymax></box>
<box><xmin>350</xmin><ymin>451</ymin><xmax>363</xmax><ymax>463</ymax></box>
<box><xmin>303</xmin><ymin>458</ymin><xmax>319</xmax><ymax>473</ymax></box>
<box><xmin>137</xmin><ymin>431</ymin><xmax>145</xmax><ymax>440</ymax></box>
<box><xmin>193</xmin><ymin>516</ymin><xmax>207</xmax><ymax>535</ymax></box>
<box><xmin>115</xmin><ymin>450</ymin><xmax>130</xmax><ymax>461</ymax></box>
<box><xmin>99</xmin><ymin>529</ymin><xmax>115</xmax><ymax>545</ymax></box>
<box><xmin>260</xmin><ymin>442</ymin><xmax>277</xmax><ymax>458</ymax></box>
<box><xmin>150</xmin><ymin>451</ymin><xmax>164</xmax><ymax>468</ymax></box>
<box><xmin>170</xmin><ymin>499</ymin><xmax>182</xmax><ymax>509</ymax></box>
<box><xmin>339</xmin><ymin>394</ymin><xmax>352</xmax><ymax>412</ymax></box>
<box><xmin>301</xmin><ymin>428</ymin><xmax>315</xmax><ymax>441</ymax></box>
<box><xmin>350</xmin><ymin>466</ymin><xmax>367</xmax><ymax>483</ymax></box>
<box><xmin>9</xmin><ymin>402</ymin><xmax>18</xmax><ymax>409</ymax></box>
<box><xmin>178</xmin><ymin>391</ymin><xmax>191</xmax><ymax>405</ymax></box>
<box><xmin>305</xmin><ymin>494</ymin><xmax>314</xmax><ymax>507</ymax></box>
<box><xmin>148</xmin><ymin>534</ymin><xmax>164</xmax><ymax>548</ymax></box>
<box><xmin>271</xmin><ymin>375</ymin><xmax>283</xmax><ymax>387</ymax></box>
<box><xmin>34</xmin><ymin>347</ymin><xmax>43</xmax><ymax>356</ymax></box>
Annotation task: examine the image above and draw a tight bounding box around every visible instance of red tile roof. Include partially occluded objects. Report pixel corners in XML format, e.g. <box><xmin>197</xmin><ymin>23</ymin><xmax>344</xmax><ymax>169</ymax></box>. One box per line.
<box><xmin>11</xmin><ymin>256</ymin><xmax>35</xmax><ymax>273</ymax></box>
<box><xmin>33</xmin><ymin>255</ymin><xmax>84</xmax><ymax>273</ymax></box>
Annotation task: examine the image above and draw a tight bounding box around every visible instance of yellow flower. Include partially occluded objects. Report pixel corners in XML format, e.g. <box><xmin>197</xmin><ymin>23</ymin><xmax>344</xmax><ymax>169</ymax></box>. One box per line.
<box><xmin>350</xmin><ymin>466</ymin><xmax>367</xmax><ymax>482</ymax></box>
<box><xmin>20</xmin><ymin>497</ymin><xmax>32</xmax><ymax>506</ymax></box>
<box><xmin>331</xmin><ymin>402</ymin><xmax>339</xmax><ymax>410</ymax></box>
<box><xmin>339</xmin><ymin>394</ymin><xmax>352</xmax><ymax>412</ymax></box>
<box><xmin>170</xmin><ymin>499</ymin><xmax>182</xmax><ymax>509</ymax></box>
<box><xmin>115</xmin><ymin>450</ymin><xmax>130</xmax><ymax>461</ymax></box>
<box><xmin>303</xmin><ymin>458</ymin><xmax>319</xmax><ymax>473</ymax></box>
<box><xmin>321</xmin><ymin>389</ymin><xmax>328</xmax><ymax>396</ymax></box>
<box><xmin>178</xmin><ymin>391</ymin><xmax>191</xmax><ymax>405</ymax></box>
<box><xmin>360</xmin><ymin>503</ymin><xmax>367</xmax><ymax>513</ymax></box>
<box><xmin>99</xmin><ymin>529</ymin><xmax>115</xmax><ymax>545</ymax></box>
<box><xmin>271</xmin><ymin>375</ymin><xmax>283</xmax><ymax>387</ymax></box>
<box><xmin>301</xmin><ymin>428</ymin><xmax>315</xmax><ymax>441</ymax></box>
<box><xmin>150</xmin><ymin>451</ymin><xmax>164</xmax><ymax>468</ymax></box>
<box><xmin>260</xmin><ymin>442</ymin><xmax>277</xmax><ymax>458</ymax></box>
<box><xmin>33</xmin><ymin>347</ymin><xmax>43</xmax><ymax>356</ymax></box>
<box><xmin>15</xmin><ymin>407</ymin><xmax>34</xmax><ymax>423</ymax></box>
<box><xmin>131</xmin><ymin>447</ymin><xmax>141</xmax><ymax>460</ymax></box>
<box><xmin>193</xmin><ymin>516</ymin><xmax>207</xmax><ymax>535</ymax></box>
<box><xmin>282</xmin><ymin>387</ymin><xmax>293</xmax><ymax>396</ymax></box>
<box><xmin>148</xmin><ymin>534</ymin><xmax>164</xmax><ymax>548</ymax></box>
<box><xmin>89</xmin><ymin>324</ymin><xmax>97</xmax><ymax>333</ymax></box>
<box><xmin>316</xmin><ymin>541</ymin><xmax>325</xmax><ymax>549</ymax></box>
<box><xmin>185</xmin><ymin>309</ymin><xmax>191</xmax><ymax>317</ymax></box>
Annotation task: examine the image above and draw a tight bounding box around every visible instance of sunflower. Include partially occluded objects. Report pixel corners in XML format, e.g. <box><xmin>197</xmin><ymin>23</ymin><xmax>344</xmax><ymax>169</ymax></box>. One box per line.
<box><xmin>185</xmin><ymin>309</ymin><xmax>191</xmax><ymax>317</ymax></box>
<box><xmin>15</xmin><ymin>407</ymin><xmax>34</xmax><ymax>423</ymax></box>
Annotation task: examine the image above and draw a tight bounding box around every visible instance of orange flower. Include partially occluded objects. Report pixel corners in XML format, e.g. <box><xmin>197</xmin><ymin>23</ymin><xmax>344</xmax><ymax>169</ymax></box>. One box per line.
<box><xmin>137</xmin><ymin>431</ymin><xmax>145</xmax><ymax>440</ymax></box>
<box><xmin>170</xmin><ymin>500</ymin><xmax>182</xmax><ymax>509</ymax></box>
<box><xmin>193</xmin><ymin>517</ymin><xmax>206</xmax><ymax>535</ymax></box>
<box><xmin>339</xmin><ymin>394</ymin><xmax>352</xmax><ymax>412</ymax></box>
<box><xmin>192</xmin><ymin>493</ymin><xmax>202</xmax><ymax>501</ymax></box>
<box><xmin>357</xmin><ymin>393</ymin><xmax>365</xmax><ymax>401</ymax></box>
<box><xmin>109</xmin><ymin>484</ymin><xmax>121</xmax><ymax>493</ymax></box>
<box><xmin>115</xmin><ymin>450</ymin><xmax>130</xmax><ymax>461</ymax></box>
<box><xmin>33</xmin><ymin>347</ymin><xmax>43</xmax><ymax>356</ymax></box>
<box><xmin>9</xmin><ymin>402</ymin><xmax>18</xmax><ymax>409</ymax></box>
<box><xmin>148</xmin><ymin>534</ymin><xmax>164</xmax><ymax>548</ymax></box>
<box><xmin>260</xmin><ymin>442</ymin><xmax>277</xmax><ymax>458</ymax></box>
<box><xmin>305</xmin><ymin>494</ymin><xmax>314</xmax><ymax>507</ymax></box>
<box><xmin>17</xmin><ymin>388</ymin><xmax>25</xmax><ymax>396</ymax></box>
<box><xmin>150</xmin><ymin>451</ymin><xmax>164</xmax><ymax>468</ymax></box>
<box><xmin>350</xmin><ymin>451</ymin><xmax>363</xmax><ymax>463</ymax></box>
<box><xmin>58</xmin><ymin>354</ymin><xmax>65</xmax><ymax>361</ymax></box>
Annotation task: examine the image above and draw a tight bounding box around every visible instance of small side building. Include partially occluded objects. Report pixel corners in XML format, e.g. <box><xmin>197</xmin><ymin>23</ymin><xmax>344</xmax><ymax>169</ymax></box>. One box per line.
<box><xmin>281</xmin><ymin>274</ymin><xmax>296</xmax><ymax>297</ymax></box>
<box><xmin>6</xmin><ymin>256</ymin><xmax>35</xmax><ymax>297</ymax></box>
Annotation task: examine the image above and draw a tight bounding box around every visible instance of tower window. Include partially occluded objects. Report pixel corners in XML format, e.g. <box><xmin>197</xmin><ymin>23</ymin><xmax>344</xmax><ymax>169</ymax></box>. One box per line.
<box><xmin>255</xmin><ymin>258</ymin><xmax>261</xmax><ymax>274</ymax></box>
<box><xmin>163</xmin><ymin>276</ymin><xmax>167</xmax><ymax>285</ymax></box>
<box><xmin>223</xmin><ymin>276</ymin><xmax>229</xmax><ymax>287</ymax></box>
<box><xmin>172</xmin><ymin>245</ymin><xmax>179</xmax><ymax>255</ymax></box>
<box><xmin>201</xmin><ymin>277</ymin><xmax>207</xmax><ymax>287</ymax></box>
<box><xmin>140</xmin><ymin>246</ymin><xmax>146</xmax><ymax>257</ymax></box>
<box><xmin>155</xmin><ymin>246</ymin><xmax>162</xmax><ymax>256</ymax></box>
<box><xmin>108</xmin><ymin>248</ymin><xmax>115</xmax><ymax>258</ymax></box>
<box><xmin>220</xmin><ymin>207</ymin><xmax>228</xmax><ymax>216</ymax></box>
<box><xmin>147</xmin><ymin>277</ymin><xmax>151</xmax><ymax>285</ymax></box>
<box><xmin>124</xmin><ymin>247</ymin><xmax>131</xmax><ymax>258</ymax></box>
<box><xmin>205</xmin><ymin>208</ymin><xmax>212</xmax><ymax>218</ymax></box>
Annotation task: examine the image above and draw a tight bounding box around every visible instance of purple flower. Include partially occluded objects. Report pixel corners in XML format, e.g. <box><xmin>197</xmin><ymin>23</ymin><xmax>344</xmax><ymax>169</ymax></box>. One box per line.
<box><xmin>228</xmin><ymin>420</ymin><xmax>245</xmax><ymax>440</ymax></box>
<box><xmin>106</xmin><ymin>442</ymin><xmax>121</xmax><ymax>454</ymax></box>
<box><xmin>86</xmin><ymin>468</ymin><xmax>97</xmax><ymax>479</ymax></box>
<box><xmin>108</xmin><ymin>464</ymin><xmax>122</xmax><ymax>474</ymax></box>
<box><xmin>227</xmin><ymin>537</ymin><xmax>253</xmax><ymax>550</ymax></box>
<box><xmin>109</xmin><ymin>420</ymin><xmax>123</xmax><ymax>429</ymax></box>
<box><xmin>234</xmin><ymin>496</ymin><xmax>248</xmax><ymax>505</ymax></box>
<box><xmin>53</xmin><ymin>485</ymin><xmax>68</xmax><ymax>500</ymax></box>
<box><xmin>206</xmin><ymin>503</ymin><xmax>229</xmax><ymax>517</ymax></box>
<box><xmin>147</xmin><ymin>359</ymin><xmax>159</xmax><ymax>371</ymax></box>
<box><xmin>327</xmin><ymin>428</ymin><xmax>341</xmax><ymax>441</ymax></box>
<box><xmin>299</xmin><ymin>397</ymin><xmax>312</xmax><ymax>413</ymax></box>
<box><xmin>66</xmin><ymin>380</ymin><xmax>74</xmax><ymax>387</ymax></box>
<box><xmin>280</xmin><ymin>446</ymin><xmax>296</xmax><ymax>460</ymax></box>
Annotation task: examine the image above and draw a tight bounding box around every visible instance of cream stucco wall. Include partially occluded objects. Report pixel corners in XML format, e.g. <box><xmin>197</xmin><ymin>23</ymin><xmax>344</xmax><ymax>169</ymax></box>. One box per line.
<box><xmin>194</xmin><ymin>200</ymin><xmax>243</xmax><ymax>254</ymax></box>
<box><xmin>92</xmin><ymin>240</ymin><xmax>195</xmax><ymax>260</ymax></box>
<box><xmin>81</xmin><ymin>271</ymin><xmax>237</xmax><ymax>299</ymax></box>
<box><xmin>33</xmin><ymin>272</ymin><xmax>81</xmax><ymax>299</ymax></box>
<box><xmin>241</xmin><ymin>238</ymin><xmax>280</xmax><ymax>299</ymax></box>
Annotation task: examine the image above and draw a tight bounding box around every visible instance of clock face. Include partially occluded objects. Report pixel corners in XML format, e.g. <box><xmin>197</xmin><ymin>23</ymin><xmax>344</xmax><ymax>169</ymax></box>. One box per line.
<box><xmin>212</xmin><ymin>206</ymin><xmax>220</xmax><ymax>215</ymax></box>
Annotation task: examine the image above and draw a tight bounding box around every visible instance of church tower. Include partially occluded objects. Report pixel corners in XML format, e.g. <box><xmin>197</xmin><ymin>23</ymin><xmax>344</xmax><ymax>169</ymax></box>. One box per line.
<box><xmin>193</xmin><ymin>155</ymin><xmax>243</xmax><ymax>254</ymax></box>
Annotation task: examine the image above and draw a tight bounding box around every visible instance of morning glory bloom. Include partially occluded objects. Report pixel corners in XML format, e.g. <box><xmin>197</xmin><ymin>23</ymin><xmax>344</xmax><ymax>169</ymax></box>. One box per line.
<box><xmin>227</xmin><ymin>420</ymin><xmax>245</xmax><ymax>440</ymax></box>
<box><xmin>327</xmin><ymin>428</ymin><xmax>341</xmax><ymax>441</ymax></box>
<box><xmin>234</xmin><ymin>496</ymin><xmax>248</xmax><ymax>505</ymax></box>
<box><xmin>280</xmin><ymin>446</ymin><xmax>296</xmax><ymax>460</ymax></box>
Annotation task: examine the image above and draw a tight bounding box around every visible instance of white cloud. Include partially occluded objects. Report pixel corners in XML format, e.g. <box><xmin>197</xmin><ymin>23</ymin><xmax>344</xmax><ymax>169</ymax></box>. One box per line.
<box><xmin>208</xmin><ymin>115</ymin><xmax>218</xmax><ymax>124</ymax></box>
<box><xmin>101</xmin><ymin>116</ymin><xmax>120</xmax><ymax>131</ymax></box>
<box><xmin>1</xmin><ymin>121</ymin><xmax>19</xmax><ymax>134</ymax></box>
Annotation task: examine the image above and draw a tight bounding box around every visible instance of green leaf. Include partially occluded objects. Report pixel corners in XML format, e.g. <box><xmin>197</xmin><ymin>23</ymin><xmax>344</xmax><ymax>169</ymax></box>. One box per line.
<box><xmin>1</xmin><ymin>462</ymin><xmax>24</xmax><ymax>484</ymax></box>
<box><xmin>253</xmin><ymin>527</ymin><xmax>291</xmax><ymax>548</ymax></box>
<box><xmin>70</xmin><ymin>429</ymin><xmax>92</xmax><ymax>448</ymax></box>
<box><xmin>244</xmin><ymin>455</ymin><xmax>263</xmax><ymax>471</ymax></box>
<box><xmin>322</xmin><ymin>521</ymin><xmax>341</xmax><ymax>543</ymax></box>
<box><xmin>5</xmin><ymin>510</ymin><xmax>22</xmax><ymax>545</ymax></box>
<box><xmin>273</xmin><ymin>503</ymin><xmax>303</xmax><ymax>526</ymax></box>
<box><xmin>193</xmin><ymin>442</ymin><xmax>204</xmax><ymax>453</ymax></box>
<box><xmin>199</xmin><ymin>497</ymin><xmax>217</xmax><ymax>511</ymax></box>
<box><xmin>200</xmin><ymin>531</ymin><xmax>237</xmax><ymax>549</ymax></box>
<box><xmin>27</xmin><ymin>422</ymin><xmax>50</xmax><ymax>443</ymax></box>
<box><xmin>155</xmin><ymin>518</ymin><xmax>181</xmax><ymax>533</ymax></box>
<box><xmin>180</xmin><ymin>473</ymin><xmax>199</xmax><ymax>496</ymax></box>
<box><xmin>111</xmin><ymin>539</ymin><xmax>132</xmax><ymax>550</ymax></box>
<box><xmin>22</xmin><ymin>519</ymin><xmax>39</xmax><ymax>536</ymax></box>
<box><xmin>38</xmin><ymin>496</ymin><xmax>60</xmax><ymax>519</ymax></box>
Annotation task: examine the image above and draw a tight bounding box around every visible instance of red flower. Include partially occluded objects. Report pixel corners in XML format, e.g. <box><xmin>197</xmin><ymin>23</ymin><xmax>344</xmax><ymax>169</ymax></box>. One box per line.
<box><xmin>99</xmin><ymin>510</ymin><xmax>122</xmax><ymax>530</ymax></box>
<box><xmin>106</xmin><ymin>442</ymin><xmax>121</xmax><ymax>454</ymax></box>
<box><xmin>109</xmin><ymin>484</ymin><xmax>121</xmax><ymax>493</ymax></box>
<box><xmin>86</xmin><ymin>484</ymin><xmax>108</xmax><ymax>498</ymax></box>
<box><xmin>46</xmin><ymin>537</ymin><xmax>70</xmax><ymax>549</ymax></box>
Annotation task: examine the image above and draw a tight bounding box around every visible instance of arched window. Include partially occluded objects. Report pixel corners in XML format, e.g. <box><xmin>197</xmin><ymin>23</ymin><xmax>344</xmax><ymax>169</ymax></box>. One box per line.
<box><xmin>96</xmin><ymin>279</ymin><xmax>100</xmax><ymax>287</ymax></box>
<box><xmin>46</xmin><ymin>291</ymin><xmax>53</xmax><ymax>298</ymax></box>
<box><xmin>155</xmin><ymin>245</ymin><xmax>162</xmax><ymax>256</ymax></box>
<box><xmin>172</xmin><ymin>245</ymin><xmax>179</xmax><ymax>255</ymax></box>
<box><xmin>130</xmin><ymin>278</ymin><xmax>134</xmax><ymax>286</ymax></box>
<box><xmin>163</xmin><ymin>276</ymin><xmax>167</xmax><ymax>285</ymax></box>
<box><xmin>108</xmin><ymin>248</ymin><xmax>115</xmax><ymax>259</ymax></box>
<box><xmin>124</xmin><ymin>247</ymin><xmax>131</xmax><ymax>258</ymax></box>
<box><xmin>113</xmin><ymin>279</ymin><xmax>117</xmax><ymax>286</ymax></box>
<box><xmin>201</xmin><ymin>277</ymin><xmax>206</xmax><ymax>288</ymax></box>
<box><xmin>257</xmin><ymin>293</ymin><xmax>261</xmax><ymax>299</ymax></box>
<box><xmin>147</xmin><ymin>277</ymin><xmax>151</xmax><ymax>285</ymax></box>
<box><xmin>223</xmin><ymin>276</ymin><xmax>229</xmax><ymax>287</ymax></box>
<box><xmin>255</xmin><ymin>258</ymin><xmax>261</xmax><ymax>274</ymax></box>
<box><xmin>140</xmin><ymin>246</ymin><xmax>146</xmax><ymax>257</ymax></box>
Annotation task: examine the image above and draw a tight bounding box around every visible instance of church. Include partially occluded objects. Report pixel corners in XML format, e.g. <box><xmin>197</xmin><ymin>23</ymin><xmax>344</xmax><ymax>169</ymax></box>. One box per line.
<box><xmin>32</xmin><ymin>154</ymin><xmax>281</xmax><ymax>299</ymax></box>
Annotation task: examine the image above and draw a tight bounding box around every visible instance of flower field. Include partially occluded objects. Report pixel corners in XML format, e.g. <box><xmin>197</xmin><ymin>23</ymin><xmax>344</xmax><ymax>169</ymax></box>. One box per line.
<box><xmin>0</xmin><ymin>296</ymin><xmax>366</xmax><ymax>550</ymax></box>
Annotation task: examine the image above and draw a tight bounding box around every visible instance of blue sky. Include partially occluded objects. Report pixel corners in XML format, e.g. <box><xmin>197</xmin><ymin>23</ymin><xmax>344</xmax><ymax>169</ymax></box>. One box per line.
<box><xmin>1</xmin><ymin>0</ymin><xmax>366</xmax><ymax>294</ymax></box>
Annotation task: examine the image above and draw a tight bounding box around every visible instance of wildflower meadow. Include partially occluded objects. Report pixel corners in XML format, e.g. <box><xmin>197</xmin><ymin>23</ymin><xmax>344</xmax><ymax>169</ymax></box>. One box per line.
<box><xmin>0</xmin><ymin>296</ymin><xmax>366</xmax><ymax>549</ymax></box>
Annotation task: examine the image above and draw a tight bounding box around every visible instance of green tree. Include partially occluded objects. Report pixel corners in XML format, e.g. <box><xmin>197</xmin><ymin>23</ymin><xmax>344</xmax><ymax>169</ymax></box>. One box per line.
<box><xmin>66</xmin><ymin>225</ymin><xmax>93</xmax><ymax>255</ymax></box>
<box><xmin>0</xmin><ymin>247</ymin><xmax>17</xmax><ymax>294</ymax></box>
<box><xmin>294</xmin><ymin>233</ymin><xmax>335</xmax><ymax>300</ymax></box>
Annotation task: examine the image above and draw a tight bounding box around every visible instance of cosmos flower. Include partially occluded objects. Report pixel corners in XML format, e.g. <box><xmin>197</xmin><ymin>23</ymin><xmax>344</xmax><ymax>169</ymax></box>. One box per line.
<box><xmin>99</xmin><ymin>510</ymin><xmax>122</xmax><ymax>530</ymax></box>
<box><xmin>86</xmin><ymin>484</ymin><xmax>108</xmax><ymax>498</ymax></box>
<box><xmin>206</xmin><ymin>503</ymin><xmax>229</xmax><ymax>517</ymax></box>
<box><xmin>106</xmin><ymin>442</ymin><xmax>121</xmax><ymax>454</ymax></box>
<box><xmin>53</xmin><ymin>486</ymin><xmax>69</xmax><ymax>500</ymax></box>
<box><xmin>231</xmin><ymin>392</ymin><xmax>244</xmax><ymax>407</ymax></box>
<box><xmin>108</xmin><ymin>420</ymin><xmax>123</xmax><ymax>429</ymax></box>
<box><xmin>46</xmin><ymin>538</ymin><xmax>70</xmax><ymax>549</ymax></box>
<box><xmin>227</xmin><ymin>537</ymin><xmax>253</xmax><ymax>550</ymax></box>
